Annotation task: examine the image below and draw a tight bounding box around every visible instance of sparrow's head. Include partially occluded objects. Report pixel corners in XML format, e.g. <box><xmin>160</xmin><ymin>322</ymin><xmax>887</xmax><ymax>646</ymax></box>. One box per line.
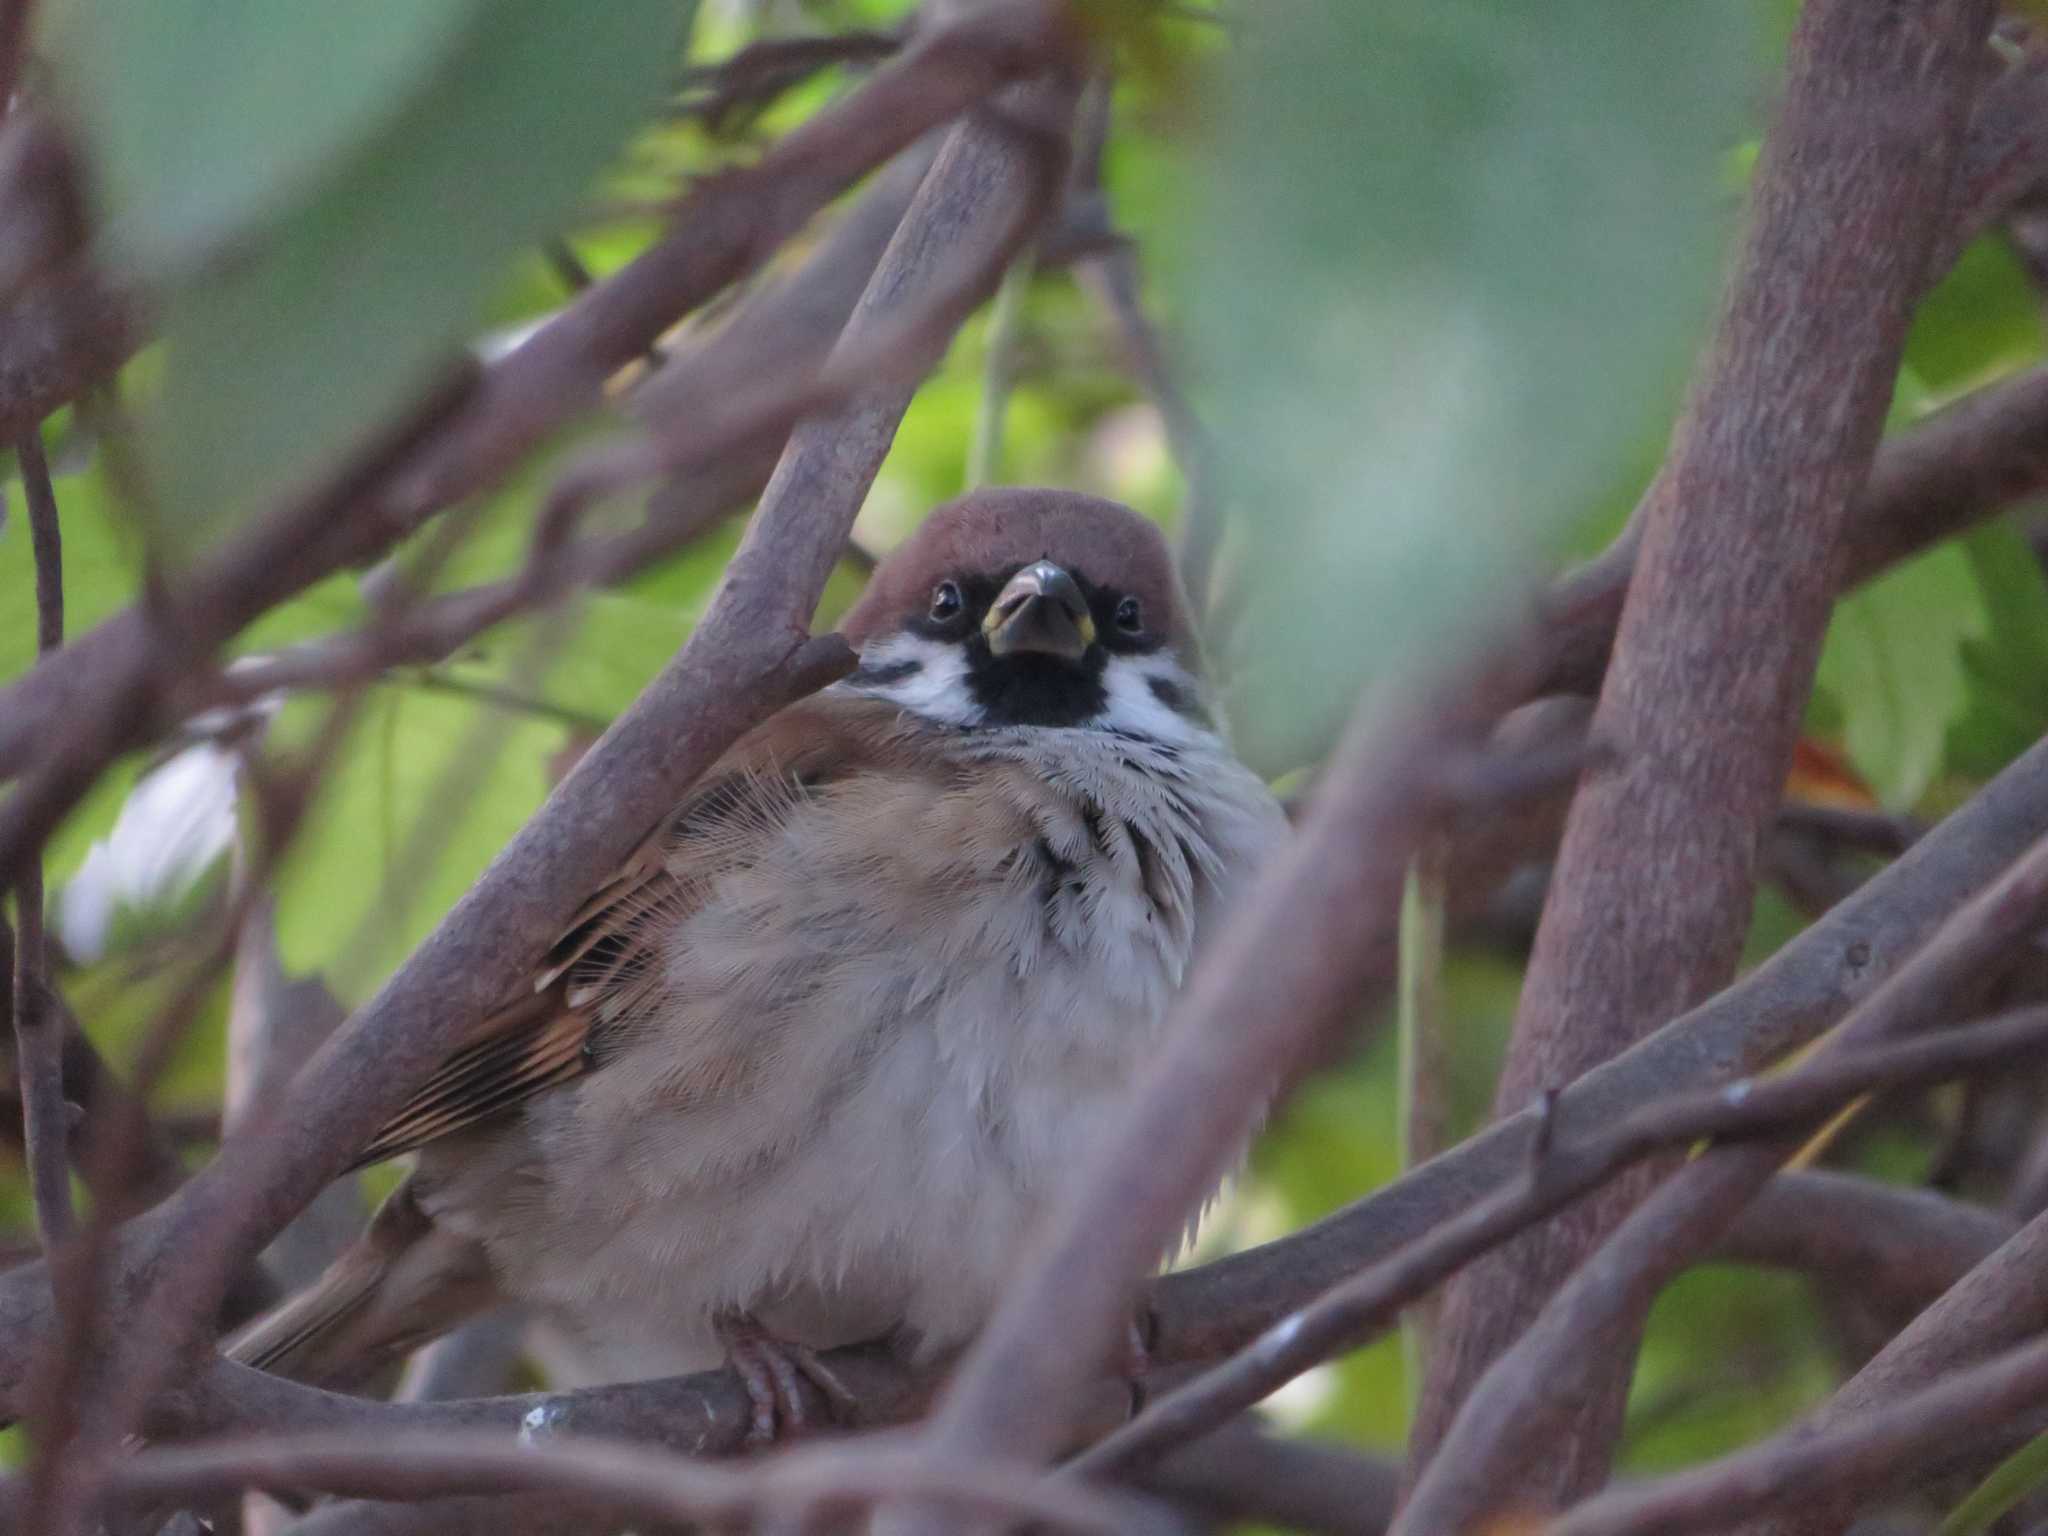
<box><xmin>839</xmin><ymin>489</ymin><xmax>1212</xmax><ymax>739</ymax></box>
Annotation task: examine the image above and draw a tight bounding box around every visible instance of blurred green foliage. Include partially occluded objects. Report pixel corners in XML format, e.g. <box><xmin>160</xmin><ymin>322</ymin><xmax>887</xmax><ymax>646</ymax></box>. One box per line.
<box><xmin>8</xmin><ymin>0</ymin><xmax>2048</xmax><ymax>1512</ymax></box>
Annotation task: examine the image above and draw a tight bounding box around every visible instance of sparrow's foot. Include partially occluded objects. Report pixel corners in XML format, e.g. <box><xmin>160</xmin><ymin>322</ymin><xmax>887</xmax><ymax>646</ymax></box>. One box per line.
<box><xmin>713</xmin><ymin>1311</ymin><xmax>859</xmax><ymax>1444</ymax></box>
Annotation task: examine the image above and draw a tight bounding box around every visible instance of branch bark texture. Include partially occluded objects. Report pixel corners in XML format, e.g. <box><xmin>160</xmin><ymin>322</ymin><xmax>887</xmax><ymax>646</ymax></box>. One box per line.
<box><xmin>1410</xmin><ymin>0</ymin><xmax>1997</xmax><ymax>1501</ymax></box>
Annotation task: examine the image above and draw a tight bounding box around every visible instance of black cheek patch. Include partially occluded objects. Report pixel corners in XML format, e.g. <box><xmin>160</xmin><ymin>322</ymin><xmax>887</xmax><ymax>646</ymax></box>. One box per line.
<box><xmin>1146</xmin><ymin>674</ymin><xmax>1213</xmax><ymax>727</ymax></box>
<box><xmin>849</xmin><ymin>658</ymin><xmax>924</xmax><ymax>687</ymax></box>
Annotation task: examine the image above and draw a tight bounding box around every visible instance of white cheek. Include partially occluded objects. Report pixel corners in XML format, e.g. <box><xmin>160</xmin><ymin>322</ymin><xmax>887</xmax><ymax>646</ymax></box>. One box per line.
<box><xmin>1099</xmin><ymin>657</ymin><xmax>1211</xmax><ymax>747</ymax></box>
<box><xmin>838</xmin><ymin>634</ymin><xmax>984</xmax><ymax>727</ymax></box>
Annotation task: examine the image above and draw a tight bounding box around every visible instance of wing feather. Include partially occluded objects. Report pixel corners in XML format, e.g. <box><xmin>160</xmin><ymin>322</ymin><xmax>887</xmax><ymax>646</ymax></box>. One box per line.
<box><xmin>347</xmin><ymin>692</ymin><xmax>912</xmax><ymax>1167</ymax></box>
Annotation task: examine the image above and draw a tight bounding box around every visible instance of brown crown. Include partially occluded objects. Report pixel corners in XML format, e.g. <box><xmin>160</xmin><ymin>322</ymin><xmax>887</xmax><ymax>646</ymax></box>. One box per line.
<box><xmin>841</xmin><ymin>488</ymin><xmax>1197</xmax><ymax>662</ymax></box>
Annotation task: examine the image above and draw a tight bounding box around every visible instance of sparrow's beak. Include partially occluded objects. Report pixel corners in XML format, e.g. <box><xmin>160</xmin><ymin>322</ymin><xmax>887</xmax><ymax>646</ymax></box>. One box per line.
<box><xmin>983</xmin><ymin>561</ymin><xmax>1095</xmax><ymax>661</ymax></box>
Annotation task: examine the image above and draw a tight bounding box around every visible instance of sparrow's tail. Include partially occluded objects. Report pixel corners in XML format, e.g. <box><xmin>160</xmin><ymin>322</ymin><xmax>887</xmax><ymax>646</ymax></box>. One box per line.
<box><xmin>226</xmin><ymin>1177</ymin><xmax>497</xmax><ymax>1387</ymax></box>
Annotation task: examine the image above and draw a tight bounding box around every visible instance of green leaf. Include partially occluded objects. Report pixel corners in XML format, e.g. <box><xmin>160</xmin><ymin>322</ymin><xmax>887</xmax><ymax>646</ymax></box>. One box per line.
<box><xmin>1948</xmin><ymin>521</ymin><xmax>2048</xmax><ymax>780</ymax></box>
<box><xmin>1941</xmin><ymin>1430</ymin><xmax>2048</xmax><ymax>1536</ymax></box>
<box><xmin>1906</xmin><ymin>239</ymin><xmax>2047</xmax><ymax>395</ymax></box>
<box><xmin>93</xmin><ymin>0</ymin><xmax>693</xmax><ymax>550</ymax></box>
<box><xmin>1814</xmin><ymin>542</ymin><xmax>1987</xmax><ymax>810</ymax></box>
<box><xmin>50</xmin><ymin>0</ymin><xmax>485</xmax><ymax>276</ymax></box>
<box><xmin>1623</xmin><ymin>1265</ymin><xmax>1834</xmax><ymax>1473</ymax></box>
<box><xmin>1180</xmin><ymin>2</ymin><xmax>1755</xmax><ymax>772</ymax></box>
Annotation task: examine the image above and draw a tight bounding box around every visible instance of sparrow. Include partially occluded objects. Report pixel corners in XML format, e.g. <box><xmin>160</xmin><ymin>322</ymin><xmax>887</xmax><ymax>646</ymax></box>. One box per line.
<box><xmin>228</xmin><ymin>487</ymin><xmax>1288</xmax><ymax>1436</ymax></box>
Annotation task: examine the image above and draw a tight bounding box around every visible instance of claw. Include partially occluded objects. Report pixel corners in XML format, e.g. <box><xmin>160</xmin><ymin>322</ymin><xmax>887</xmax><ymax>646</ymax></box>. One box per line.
<box><xmin>713</xmin><ymin>1311</ymin><xmax>858</xmax><ymax>1444</ymax></box>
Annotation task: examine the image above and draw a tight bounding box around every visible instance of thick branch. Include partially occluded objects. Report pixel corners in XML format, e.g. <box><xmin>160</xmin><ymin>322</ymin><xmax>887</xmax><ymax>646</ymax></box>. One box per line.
<box><xmin>1412</xmin><ymin>0</ymin><xmax>1996</xmax><ymax>1497</ymax></box>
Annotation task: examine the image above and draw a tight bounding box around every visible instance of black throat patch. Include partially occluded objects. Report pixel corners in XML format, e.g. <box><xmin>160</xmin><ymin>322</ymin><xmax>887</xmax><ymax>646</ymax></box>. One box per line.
<box><xmin>963</xmin><ymin>642</ymin><xmax>1109</xmax><ymax>727</ymax></box>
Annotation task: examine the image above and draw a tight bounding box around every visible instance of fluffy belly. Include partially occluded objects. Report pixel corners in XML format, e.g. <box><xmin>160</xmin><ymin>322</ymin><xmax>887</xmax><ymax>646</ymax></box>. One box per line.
<box><xmin>482</xmin><ymin>981</ymin><xmax>1167</xmax><ymax>1383</ymax></box>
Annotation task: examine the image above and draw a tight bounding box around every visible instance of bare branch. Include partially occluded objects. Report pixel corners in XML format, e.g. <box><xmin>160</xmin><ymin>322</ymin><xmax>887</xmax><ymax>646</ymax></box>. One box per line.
<box><xmin>1073</xmin><ymin>1005</ymin><xmax>2048</xmax><ymax>1481</ymax></box>
<box><xmin>1715</xmin><ymin>1169</ymin><xmax>2014</xmax><ymax>1317</ymax></box>
<box><xmin>675</xmin><ymin>28</ymin><xmax>904</xmax><ymax>131</ymax></box>
<box><xmin>4</xmin><ymin>1426</ymin><xmax>1154</xmax><ymax>1536</ymax></box>
<box><xmin>1412</xmin><ymin>0</ymin><xmax>1998</xmax><ymax>1495</ymax></box>
<box><xmin>268</xmin><ymin>1423</ymin><xmax>1369</xmax><ymax>1536</ymax></box>
<box><xmin>1550</xmin><ymin>1329</ymin><xmax>2048</xmax><ymax>1536</ymax></box>
<box><xmin>0</xmin><ymin>0</ymin><xmax>1077</xmax><ymax>826</ymax></box>
<box><xmin>29</xmin><ymin>1166</ymin><xmax>2006</xmax><ymax>1507</ymax></box>
<box><xmin>1736</xmin><ymin>1203</ymin><xmax>2048</xmax><ymax>1535</ymax></box>
<box><xmin>1398</xmin><ymin>822</ymin><xmax>2048</xmax><ymax>1535</ymax></box>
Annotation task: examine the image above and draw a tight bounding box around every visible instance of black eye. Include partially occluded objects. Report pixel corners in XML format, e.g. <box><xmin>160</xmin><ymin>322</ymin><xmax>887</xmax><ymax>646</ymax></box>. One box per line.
<box><xmin>1114</xmin><ymin>595</ymin><xmax>1143</xmax><ymax>633</ymax></box>
<box><xmin>930</xmin><ymin>581</ymin><xmax>964</xmax><ymax>623</ymax></box>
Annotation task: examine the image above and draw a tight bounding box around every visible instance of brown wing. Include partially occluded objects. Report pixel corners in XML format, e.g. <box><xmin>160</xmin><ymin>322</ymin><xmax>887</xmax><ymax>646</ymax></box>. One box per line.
<box><xmin>347</xmin><ymin>692</ymin><xmax>913</xmax><ymax>1169</ymax></box>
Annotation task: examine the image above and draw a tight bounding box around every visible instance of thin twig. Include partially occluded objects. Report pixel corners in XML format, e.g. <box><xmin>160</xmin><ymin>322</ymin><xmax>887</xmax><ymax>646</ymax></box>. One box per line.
<box><xmin>1399</xmin><ymin>820</ymin><xmax>2048</xmax><ymax>1536</ymax></box>
<box><xmin>1736</xmin><ymin>1193</ymin><xmax>2048</xmax><ymax>1534</ymax></box>
<box><xmin>28</xmin><ymin>449</ymin><xmax>586</xmax><ymax>1534</ymax></box>
<box><xmin>0</xmin><ymin>0</ymin><xmax>1077</xmax><ymax>853</ymax></box>
<box><xmin>964</xmin><ymin>255</ymin><xmax>1033</xmax><ymax>488</ymax></box>
<box><xmin>674</xmin><ymin>29</ymin><xmax>903</xmax><ymax>131</ymax></box>
<box><xmin>1065</xmin><ymin>73</ymin><xmax>1222</xmax><ymax>617</ymax></box>
<box><xmin>397</xmin><ymin>669</ymin><xmax>610</xmax><ymax>733</ymax></box>
<box><xmin>1072</xmin><ymin>1004</ymin><xmax>2048</xmax><ymax>1479</ymax></box>
<box><xmin>1550</xmin><ymin>1330</ymin><xmax>2048</xmax><ymax>1536</ymax></box>
<box><xmin>11</xmin><ymin>424</ymin><xmax>69</xmax><ymax>1249</ymax></box>
<box><xmin>202</xmin><ymin>118</ymin><xmax>1057</xmax><ymax>723</ymax></box>
<box><xmin>26</xmin><ymin>685</ymin><xmax>384</xmax><ymax>1536</ymax></box>
<box><xmin>41</xmin><ymin>467</ymin><xmax>645</xmax><ymax>1535</ymax></box>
